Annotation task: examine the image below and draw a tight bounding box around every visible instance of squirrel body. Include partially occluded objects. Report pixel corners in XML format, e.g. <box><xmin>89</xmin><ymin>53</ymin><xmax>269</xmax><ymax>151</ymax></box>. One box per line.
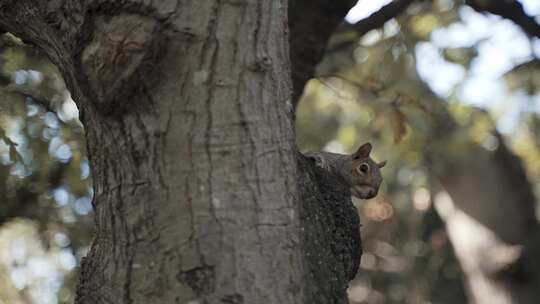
<box><xmin>305</xmin><ymin>143</ymin><xmax>386</xmax><ymax>199</ymax></box>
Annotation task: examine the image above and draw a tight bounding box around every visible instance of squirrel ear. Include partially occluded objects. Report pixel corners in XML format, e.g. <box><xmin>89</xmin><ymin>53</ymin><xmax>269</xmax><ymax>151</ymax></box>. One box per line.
<box><xmin>354</xmin><ymin>142</ymin><xmax>372</xmax><ymax>158</ymax></box>
<box><xmin>377</xmin><ymin>160</ymin><xmax>387</xmax><ymax>168</ymax></box>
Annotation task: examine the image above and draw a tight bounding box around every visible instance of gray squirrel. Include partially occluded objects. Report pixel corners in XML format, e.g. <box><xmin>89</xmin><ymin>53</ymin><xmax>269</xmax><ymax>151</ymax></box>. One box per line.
<box><xmin>305</xmin><ymin>142</ymin><xmax>386</xmax><ymax>199</ymax></box>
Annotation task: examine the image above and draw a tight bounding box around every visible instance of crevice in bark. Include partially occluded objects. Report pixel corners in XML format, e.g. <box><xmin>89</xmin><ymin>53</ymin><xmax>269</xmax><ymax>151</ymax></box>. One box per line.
<box><xmin>221</xmin><ymin>293</ymin><xmax>244</xmax><ymax>304</ymax></box>
<box><xmin>177</xmin><ymin>265</ymin><xmax>217</xmax><ymax>296</ymax></box>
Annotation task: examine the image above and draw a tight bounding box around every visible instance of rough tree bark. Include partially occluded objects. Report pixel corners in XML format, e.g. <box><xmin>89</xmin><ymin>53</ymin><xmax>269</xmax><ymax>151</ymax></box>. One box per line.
<box><xmin>0</xmin><ymin>1</ymin><xmax>362</xmax><ymax>303</ymax></box>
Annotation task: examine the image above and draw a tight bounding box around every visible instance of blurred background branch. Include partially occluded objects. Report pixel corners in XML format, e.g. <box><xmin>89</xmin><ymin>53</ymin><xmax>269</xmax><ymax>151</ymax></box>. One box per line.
<box><xmin>466</xmin><ymin>0</ymin><xmax>540</xmax><ymax>38</ymax></box>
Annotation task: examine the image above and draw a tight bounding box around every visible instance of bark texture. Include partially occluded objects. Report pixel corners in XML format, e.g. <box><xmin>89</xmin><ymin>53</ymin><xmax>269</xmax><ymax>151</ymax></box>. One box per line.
<box><xmin>1</xmin><ymin>1</ymin><xmax>304</xmax><ymax>303</ymax></box>
<box><xmin>0</xmin><ymin>1</ymin><xmax>364</xmax><ymax>303</ymax></box>
<box><xmin>297</xmin><ymin>153</ymin><xmax>361</xmax><ymax>304</ymax></box>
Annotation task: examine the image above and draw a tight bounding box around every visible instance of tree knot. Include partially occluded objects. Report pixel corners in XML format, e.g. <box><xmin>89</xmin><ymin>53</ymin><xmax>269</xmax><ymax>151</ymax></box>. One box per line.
<box><xmin>80</xmin><ymin>14</ymin><xmax>165</xmax><ymax>115</ymax></box>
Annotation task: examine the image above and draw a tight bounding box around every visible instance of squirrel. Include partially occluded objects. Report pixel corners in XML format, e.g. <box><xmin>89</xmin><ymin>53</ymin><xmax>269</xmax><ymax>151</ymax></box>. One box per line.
<box><xmin>305</xmin><ymin>142</ymin><xmax>386</xmax><ymax>199</ymax></box>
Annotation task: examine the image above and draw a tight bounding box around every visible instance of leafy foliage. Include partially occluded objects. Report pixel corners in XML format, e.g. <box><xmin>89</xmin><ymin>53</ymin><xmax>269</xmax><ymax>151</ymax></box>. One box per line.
<box><xmin>0</xmin><ymin>33</ymin><xmax>92</xmax><ymax>304</ymax></box>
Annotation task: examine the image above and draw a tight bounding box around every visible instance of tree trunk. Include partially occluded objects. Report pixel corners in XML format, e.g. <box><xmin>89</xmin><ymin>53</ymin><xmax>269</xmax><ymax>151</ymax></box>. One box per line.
<box><xmin>297</xmin><ymin>153</ymin><xmax>361</xmax><ymax>304</ymax></box>
<box><xmin>0</xmin><ymin>1</ymin><xmax>362</xmax><ymax>303</ymax></box>
<box><xmin>77</xmin><ymin>5</ymin><xmax>304</xmax><ymax>303</ymax></box>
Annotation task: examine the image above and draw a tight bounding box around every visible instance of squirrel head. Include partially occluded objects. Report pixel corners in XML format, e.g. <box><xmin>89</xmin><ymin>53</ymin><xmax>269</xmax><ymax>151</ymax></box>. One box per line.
<box><xmin>350</xmin><ymin>142</ymin><xmax>386</xmax><ymax>199</ymax></box>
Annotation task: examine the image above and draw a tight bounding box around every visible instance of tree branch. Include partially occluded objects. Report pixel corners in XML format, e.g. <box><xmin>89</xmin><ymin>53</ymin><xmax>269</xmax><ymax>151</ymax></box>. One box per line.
<box><xmin>297</xmin><ymin>152</ymin><xmax>362</xmax><ymax>302</ymax></box>
<box><xmin>328</xmin><ymin>0</ymin><xmax>415</xmax><ymax>54</ymax></box>
<box><xmin>466</xmin><ymin>0</ymin><xmax>540</xmax><ymax>38</ymax></box>
<box><xmin>289</xmin><ymin>0</ymin><xmax>357</xmax><ymax>107</ymax></box>
<box><xmin>344</xmin><ymin>0</ymin><xmax>414</xmax><ymax>36</ymax></box>
<box><xmin>288</xmin><ymin>0</ymin><xmax>414</xmax><ymax>108</ymax></box>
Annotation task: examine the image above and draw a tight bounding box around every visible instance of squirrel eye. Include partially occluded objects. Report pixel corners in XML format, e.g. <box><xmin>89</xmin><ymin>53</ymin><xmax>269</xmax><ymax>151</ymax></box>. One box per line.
<box><xmin>358</xmin><ymin>163</ymin><xmax>370</xmax><ymax>173</ymax></box>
